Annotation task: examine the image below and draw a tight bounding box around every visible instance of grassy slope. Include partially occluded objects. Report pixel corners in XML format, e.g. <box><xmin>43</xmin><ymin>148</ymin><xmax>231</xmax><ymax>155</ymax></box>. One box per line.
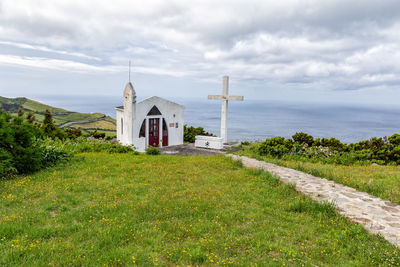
<box><xmin>237</xmin><ymin>149</ymin><xmax>400</xmax><ymax>204</ymax></box>
<box><xmin>1</xmin><ymin>153</ymin><xmax>399</xmax><ymax>266</ymax></box>
<box><xmin>0</xmin><ymin>96</ymin><xmax>116</xmax><ymax>132</ymax></box>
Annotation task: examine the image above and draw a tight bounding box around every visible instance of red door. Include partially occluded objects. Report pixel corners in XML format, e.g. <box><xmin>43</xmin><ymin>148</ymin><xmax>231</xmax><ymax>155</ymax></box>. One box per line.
<box><xmin>162</xmin><ymin>119</ymin><xmax>168</xmax><ymax>146</ymax></box>
<box><xmin>149</xmin><ymin>118</ymin><xmax>159</xmax><ymax>147</ymax></box>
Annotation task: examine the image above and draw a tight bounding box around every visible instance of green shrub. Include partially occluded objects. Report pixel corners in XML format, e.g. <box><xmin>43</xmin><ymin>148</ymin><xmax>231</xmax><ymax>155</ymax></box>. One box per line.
<box><xmin>146</xmin><ymin>146</ymin><xmax>161</xmax><ymax>155</ymax></box>
<box><xmin>105</xmin><ymin>135</ymin><xmax>116</xmax><ymax>141</ymax></box>
<box><xmin>258</xmin><ymin>137</ymin><xmax>292</xmax><ymax>157</ymax></box>
<box><xmin>34</xmin><ymin>138</ymin><xmax>72</xmax><ymax>167</ymax></box>
<box><xmin>0</xmin><ymin>111</ymin><xmax>46</xmax><ymax>176</ymax></box>
<box><xmin>65</xmin><ymin>128</ymin><xmax>82</xmax><ymax>139</ymax></box>
<box><xmin>41</xmin><ymin>110</ymin><xmax>67</xmax><ymax>140</ymax></box>
<box><xmin>42</xmin><ymin>137</ymin><xmax>135</xmax><ymax>154</ymax></box>
<box><xmin>184</xmin><ymin>125</ymin><xmax>214</xmax><ymax>143</ymax></box>
<box><xmin>107</xmin><ymin>144</ymin><xmax>133</xmax><ymax>153</ymax></box>
<box><xmin>0</xmin><ymin>148</ymin><xmax>16</xmax><ymax>177</ymax></box>
<box><xmin>89</xmin><ymin>130</ymin><xmax>106</xmax><ymax>139</ymax></box>
<box><xmin>254</xmin><ymin>132</ymin><xmax>400</xmax><ymax>166</ymax></box>
<box><xmin>292</xmin><ymin>132</ymin><xmax>314</xmax><ymax>146</ymax></box>
<box><xmin>389</xmin><ymin>133</ymin><xmax>400</xmax><ymax>146</ymax></box>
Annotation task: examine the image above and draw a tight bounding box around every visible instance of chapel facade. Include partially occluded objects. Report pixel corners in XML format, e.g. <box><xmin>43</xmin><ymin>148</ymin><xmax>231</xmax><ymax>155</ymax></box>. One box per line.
<box><xmin>115</xmin><ymin>82</ymin><xmax>184</xmax><ymax>152</ymax></box>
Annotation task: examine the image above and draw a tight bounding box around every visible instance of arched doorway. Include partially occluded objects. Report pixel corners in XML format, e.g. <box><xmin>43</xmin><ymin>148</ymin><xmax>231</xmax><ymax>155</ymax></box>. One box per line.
<box><xmin>144</xmin><ymin>105</ymin><xmax>168</xmax><ymax>147</ymax></box>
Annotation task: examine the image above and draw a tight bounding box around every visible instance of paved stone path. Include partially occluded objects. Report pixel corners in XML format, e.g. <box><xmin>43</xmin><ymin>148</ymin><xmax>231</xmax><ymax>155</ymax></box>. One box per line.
<box><xmin>228</xmin><ymin>154</ymin><xmax>400</xmax><ymax>247</ymax></box>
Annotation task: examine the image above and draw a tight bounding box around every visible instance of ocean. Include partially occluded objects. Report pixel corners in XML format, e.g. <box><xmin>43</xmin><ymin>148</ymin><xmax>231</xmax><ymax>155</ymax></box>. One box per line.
<box><xmin>34</xmin><ymin>95</ymin><xmax>400</xmax><ymax>144</ymax></box>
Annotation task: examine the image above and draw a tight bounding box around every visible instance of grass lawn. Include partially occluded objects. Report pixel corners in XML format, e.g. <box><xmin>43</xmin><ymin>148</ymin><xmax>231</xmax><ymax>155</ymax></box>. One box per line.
<box><xmin>22</xmin><ymin>99</ymin><xmax>68</xmax><ymax>114</ymax></box>
<box><xmin>1</xmin><ymin>153</ymin><xmax>399</xmax><ymax>266</ymax></box>
<box><xmin>237</xmin><ymin>149</ymin><xmax>400</xmax><ymax>204</ymax></box>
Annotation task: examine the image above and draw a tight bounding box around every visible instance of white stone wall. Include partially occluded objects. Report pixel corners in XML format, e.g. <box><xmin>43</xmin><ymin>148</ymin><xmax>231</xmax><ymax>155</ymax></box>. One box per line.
<box><xmin>116</xmin><ymin>109</ymin><xmax>123</xmax><ymax>142</ymax></box>
<box><xmin>195</xmin><ymin>136</ymin><xmax>224</xmax><ymax>150</ymax></box>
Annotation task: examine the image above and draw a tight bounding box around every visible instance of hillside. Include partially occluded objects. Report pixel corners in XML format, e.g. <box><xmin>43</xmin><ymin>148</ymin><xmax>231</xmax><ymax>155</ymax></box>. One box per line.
<box><xmin>0</xmin><ymin>96</ymin><xmax>116</xmax><ymax>136</ymax></box>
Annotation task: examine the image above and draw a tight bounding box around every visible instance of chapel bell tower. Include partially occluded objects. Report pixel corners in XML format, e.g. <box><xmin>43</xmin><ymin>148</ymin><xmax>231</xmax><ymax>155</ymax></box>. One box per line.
<box><xmin>122</xmin><ymin>82</ymin><xmax>136</xmax><ymax>144</ymax></box>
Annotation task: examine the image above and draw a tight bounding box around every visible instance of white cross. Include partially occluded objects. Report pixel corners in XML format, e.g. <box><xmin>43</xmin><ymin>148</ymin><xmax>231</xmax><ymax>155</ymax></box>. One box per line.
<box><xmin>208</xmin><ymin>76</ymin><xmax>244</xmax><ymax>143</ymax></box>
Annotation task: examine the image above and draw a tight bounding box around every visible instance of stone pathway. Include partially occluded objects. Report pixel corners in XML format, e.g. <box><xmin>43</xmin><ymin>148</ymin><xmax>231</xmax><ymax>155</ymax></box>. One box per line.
<box><xmin>228</xmin><ymin>154</ymin><xmax>400</xmax><ymax>247</ymax></box>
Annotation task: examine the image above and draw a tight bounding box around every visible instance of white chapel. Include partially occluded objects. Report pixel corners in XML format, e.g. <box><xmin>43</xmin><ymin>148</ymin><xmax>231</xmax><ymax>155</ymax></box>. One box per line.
<box><xmin>115</xmin><ymin>82</ymin><xmax>185</xmax><ymax>152</ymax></box>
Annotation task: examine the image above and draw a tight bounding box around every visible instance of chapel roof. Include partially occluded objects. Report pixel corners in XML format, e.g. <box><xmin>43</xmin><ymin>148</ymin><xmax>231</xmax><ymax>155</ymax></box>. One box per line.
<box><xmin>138</xmin><ymin>96</ymin><xmax>185</xmax><ymax>109</ymax></box>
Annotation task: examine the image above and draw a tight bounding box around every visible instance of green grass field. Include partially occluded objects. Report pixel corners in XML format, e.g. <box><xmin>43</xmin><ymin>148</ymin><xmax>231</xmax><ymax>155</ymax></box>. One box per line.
<box><xmin>22</xmin><ymin>99</ymin><xmax>68</xmax><ymax>114</ymax></box>
<box><xmin>237</xmin><ymin>149</ymin><xmax>400</xmax><ymax>204</ymax></box>
<box><xmin>1</xmin><ymin>153</ymin><xmax>399</xmax><ymax>266</ymax></box>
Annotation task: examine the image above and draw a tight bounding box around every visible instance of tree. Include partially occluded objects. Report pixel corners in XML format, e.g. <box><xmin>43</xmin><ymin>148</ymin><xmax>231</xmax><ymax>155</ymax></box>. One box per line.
<box><xmin>41</xmin><ymin>109</ymin><xmax>66</xmax><ymax>140</ymax></box>
<box><xmin>26</xmin><ymin>112</ymin><xmax>36</xmax><ymax>124</ymax></box>
<box><xmin>41</xmin><ymin>109</ymin><xmax>56</xmax><ymax>135</ymax></box>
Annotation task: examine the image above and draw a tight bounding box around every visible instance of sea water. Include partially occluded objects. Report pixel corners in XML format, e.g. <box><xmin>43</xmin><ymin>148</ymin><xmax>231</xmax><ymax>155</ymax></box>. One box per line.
<box><xmin>34</xmin><ymin>95</ymin><xmax>400</xmax><ymax>144</ymax></box>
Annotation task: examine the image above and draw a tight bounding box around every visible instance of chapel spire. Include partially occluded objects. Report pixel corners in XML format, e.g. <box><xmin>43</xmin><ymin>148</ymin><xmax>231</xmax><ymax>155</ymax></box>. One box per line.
<box><xmin>124</xmin><ymin>60</ymin><xmax>136</xmax><ymax>103</ymax></box>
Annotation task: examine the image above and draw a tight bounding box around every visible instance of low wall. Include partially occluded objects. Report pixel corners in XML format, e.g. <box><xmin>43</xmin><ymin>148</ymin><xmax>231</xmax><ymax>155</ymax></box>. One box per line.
<box><xmin>195</xmin><ymin>136</ymin><xmax>223</xmax><ymax>150</ymax></box>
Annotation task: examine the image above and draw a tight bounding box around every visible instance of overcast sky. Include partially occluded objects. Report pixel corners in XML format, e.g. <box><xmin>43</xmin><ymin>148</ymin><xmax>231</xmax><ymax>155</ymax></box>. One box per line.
<box><xmin>1</xmin><ymin>0</ymin><xmax>400</xmax><ymax>106</ymax></box>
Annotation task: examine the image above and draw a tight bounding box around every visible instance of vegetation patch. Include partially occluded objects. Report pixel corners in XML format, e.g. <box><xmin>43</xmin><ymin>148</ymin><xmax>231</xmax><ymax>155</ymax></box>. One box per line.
<box><xmin>0</xmin><ymin>154</ymin><xmax>399</xmax><ymax>265</ymax></box>
<box><xmin>71</xmin><ymin>119</ymin><xmax>116</xmax><ymax>131</ymax></box>
<box><xmin>248</xmin><ymin>132</ymin><xmax>400</xmax><ymax>165</ymax></box>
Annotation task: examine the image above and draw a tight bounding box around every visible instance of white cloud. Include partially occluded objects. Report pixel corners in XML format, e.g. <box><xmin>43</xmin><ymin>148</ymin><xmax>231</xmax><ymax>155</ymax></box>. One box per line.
<box><xmin>0</xmin><ymin>40</ymin><xmax>100</xmax><ymax>60</ymax></box>
<box><xmin>0</xmin><ymin>0</ymin><xmax>400</xmax><ymax>96</ymax></box>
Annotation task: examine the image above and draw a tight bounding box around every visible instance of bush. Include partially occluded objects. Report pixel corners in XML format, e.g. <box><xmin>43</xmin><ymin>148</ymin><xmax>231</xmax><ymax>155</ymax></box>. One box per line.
<box><xmin>146</xmin><ymin>146</ymin><xmax>161</xmax><ymax>155</ymax></box>
<box><xmin>258</xmin><ymin>137</ymin><xmax>292</xmax><ymax>157</ymax></box>
<box><xmin>42</xmin><ymin>137</ymin><xmax>135</xmax><ymax>154</ymax></box>
<box><xmin>184</xmin><ymin>125</ymin><xmax>214</xmax><ymax>143</ymax></box>
<box><xmin>0</xmin><ymin>148</ymin><xmax>16</xmax><ymax>177</ymax></box>
<box><xmin>389</xmin><ymin>133</ymin><xmax>400</xmax><ymax>146</ymax></box>
<box><xmin>65</xmin><ymin>128</ymin><xmax>82</xmax><ymax>139</ymax></box>
<box><xmin>89</xmin><ymin>130</ymin><xmax>106</xmax><ymax>139</ymax></box>
<box><xmin>41</xmin><ymin>110</ymin><xmax>67</xmax><ymax>140</ymax></box>
<box><xmin>0</xmin><ymin>111</ymin><xmax>44</xmax><ymax>176</ymax></box>
<box><xmin>254</xmin><ymin>132</ymin><xmax>400</xmax><ymax>166</ymax></box>
<box><xmin>292</xmin><ymin>132</ymin><xmax>314</xmax><ymax>146</ymax></box>
<box><xmin>34</xmin><ymin>138</ymin><xmax>72</xmax><ymax>167</ymax></box>
<box><xmin>107</xmin><ymin>144</ymin><xmax>133</xmax><ymax>153</ymax></box>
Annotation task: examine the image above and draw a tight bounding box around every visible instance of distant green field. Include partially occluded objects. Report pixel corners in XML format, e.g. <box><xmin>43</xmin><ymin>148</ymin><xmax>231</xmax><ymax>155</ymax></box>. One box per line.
<box><xmin>0</xmin><ymin>96</ymin><xmax>116</xmax><ymax>133</ymax></box>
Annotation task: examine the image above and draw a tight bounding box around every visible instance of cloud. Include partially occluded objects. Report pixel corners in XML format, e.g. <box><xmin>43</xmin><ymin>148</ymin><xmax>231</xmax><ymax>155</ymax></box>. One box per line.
<box><xmin>0</xmin><ymin>54</ymin><xmax>192</xmax><ymax>78</ymax></box>
<box><xmin>0</xmin><ymin>40</ymin><xmax>101</xmax><ymax>60</ymax></box>
<box><xmin>0</xmin><ymin>0</ymin><xmax>400</xmax><ymax>95</ymax></box>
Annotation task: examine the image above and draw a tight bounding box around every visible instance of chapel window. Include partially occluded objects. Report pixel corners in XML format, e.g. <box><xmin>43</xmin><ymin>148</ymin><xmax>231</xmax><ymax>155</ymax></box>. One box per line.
<box><xmin>121</xmin><ymin>118</ymin><xmax>123</xmax><ymax>135</ymax></box>
<box><xmin>162</xmin><ymin>119</ymin><xmax>168</xmax><ymax>136</ymax></box>
<box><xmin>139</xmin><ymin>120</ymin><xmax>146</xmax><ymax>137</ymax></box>
<box><xmin>147</xmin><ymin>105</ymin><xmax>162</xmax><ymax>116</ymax></box>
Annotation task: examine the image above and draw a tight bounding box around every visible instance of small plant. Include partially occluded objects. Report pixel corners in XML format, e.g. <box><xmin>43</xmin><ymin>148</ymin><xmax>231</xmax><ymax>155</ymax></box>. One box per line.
<box><xmin>287</xmin><ymin>197</ymin><xmax>336</xmax><ymax>218</ymax></box>
<box><xmin>107</xmin><ymin>144</ymin><xmax>133</xmax><ymax>153</ymax></box>
<box><xmin>241</xmin><ymin>141</ymin><xmax>250</xmax><ymax>146</ymax></box>
<box><xmin>145</xmin><ymin>146</ymin><xmax>160</xmax><ymax>155</ymax></box>
<box><xmin>232</xmin><ymin>159</ymin><xmax>243</xmax><ymax>168</ymax></box>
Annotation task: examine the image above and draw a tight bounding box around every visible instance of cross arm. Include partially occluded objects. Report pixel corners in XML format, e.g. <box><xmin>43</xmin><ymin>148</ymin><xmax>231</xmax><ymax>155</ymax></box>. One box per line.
<box><xmin>208</xmin><ymin>95</ymin><xmax>223</xmax><ymax>100</ymax></box>
<box><xmin>227</xmin><ymin>95</ymin><xmax>244</xmax><ymax>101</ymax></box>
<box><xmin>208</xmin><ymin>95</ymin><xmax>244</xmax><ymax>101</ymax></box>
